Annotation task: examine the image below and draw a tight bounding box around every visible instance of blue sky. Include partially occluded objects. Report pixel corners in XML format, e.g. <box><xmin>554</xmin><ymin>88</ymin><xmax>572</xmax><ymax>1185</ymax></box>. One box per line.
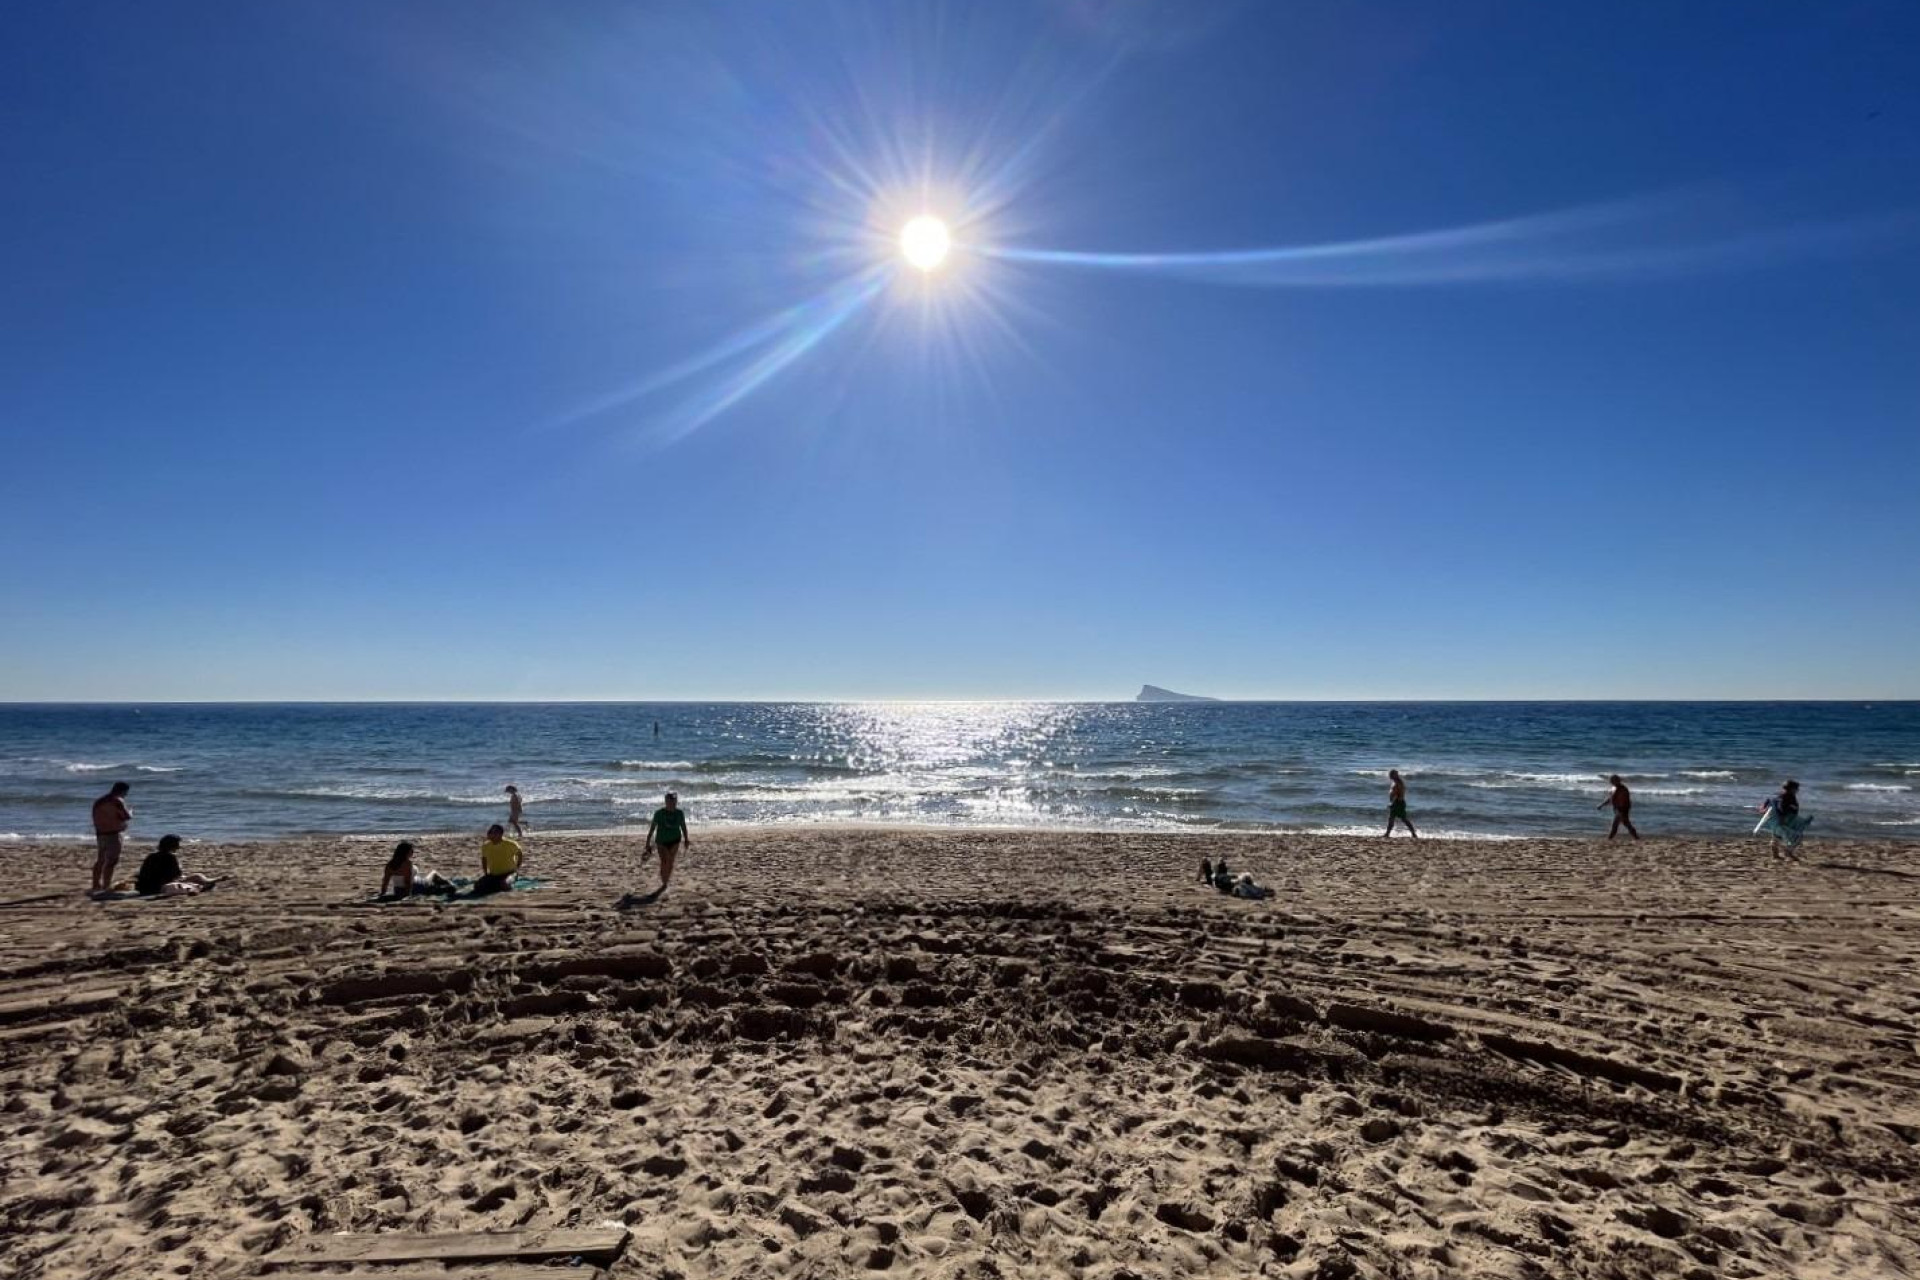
<box><xmin>4</xmin><ymin>0</ymin><xmax>1917</xmax><ymax>701</ymax></box>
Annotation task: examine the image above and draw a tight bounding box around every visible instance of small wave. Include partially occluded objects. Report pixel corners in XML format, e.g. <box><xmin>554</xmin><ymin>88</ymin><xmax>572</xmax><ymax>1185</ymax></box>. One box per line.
<box><xmin>1846</xmin><ymin>783</ymin><xmax>1912</xmax><ymax>792</ymax></box>
<box><xmin>611</xmin><ymin>760</ymin><xmax>695</xmax><ymax>771</ymax></box>
<box><xmin>135</xmin><ymin>765</ymin><xmax>183</xmax><ymax>774</ymax></box>
<box><xmin>247</xmin><ymin>785</ymin><xmax>507</xmax><ymax>806</ymax></box>
<box><xmin>1871</xmin><ymin>817</ymin><xmax>1920</xmax><ymax>827</ymax></box>
<box><xmin>1639</xmin><ymin>787</ymin><xmax>1710</xmax><ymax>796</ymax></box>
<box><xmin>1680</xmin><ymin>770</ymin><xmax>1738</xmax><ymax>780</ymax></box>
<box><xmin>1467</xmin><ymin>774</ymin><xmax>1601</xmax><ymax>791</ymax></box>
<box><xmin>62</xmin><ymin>761</ymin><xmax>124</xmax><ymax>774</ymax></box>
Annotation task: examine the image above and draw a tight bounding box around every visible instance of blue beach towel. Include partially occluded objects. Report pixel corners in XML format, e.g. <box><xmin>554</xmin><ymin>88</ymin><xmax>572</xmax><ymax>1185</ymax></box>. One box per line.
<box><xmin>1754</xmin><ymin>809</ymin><xmax>1813</xmax><ymax>849</ymax></box>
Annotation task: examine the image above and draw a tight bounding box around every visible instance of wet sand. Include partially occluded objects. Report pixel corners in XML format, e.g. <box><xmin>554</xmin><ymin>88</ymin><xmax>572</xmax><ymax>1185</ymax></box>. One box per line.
<box><xmin>2</xmin><ymin>828</ymin><xmax>1918</xmax><ymax>1279</ymax></box>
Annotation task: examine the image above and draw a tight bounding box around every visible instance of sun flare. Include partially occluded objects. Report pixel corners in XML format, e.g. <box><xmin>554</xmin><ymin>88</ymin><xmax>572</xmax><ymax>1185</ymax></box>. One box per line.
<box><xmin>900</xmin><ymin>215</ymin><xmax>953</xmax><ymax>271</ymax></box>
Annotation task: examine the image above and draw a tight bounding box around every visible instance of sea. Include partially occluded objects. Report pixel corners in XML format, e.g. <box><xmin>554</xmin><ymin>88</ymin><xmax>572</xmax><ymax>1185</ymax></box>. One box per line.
<box><xmin>2</xmin><ymin>702</ymin><xmax>1916</xmax><ymax>843</ymax></box>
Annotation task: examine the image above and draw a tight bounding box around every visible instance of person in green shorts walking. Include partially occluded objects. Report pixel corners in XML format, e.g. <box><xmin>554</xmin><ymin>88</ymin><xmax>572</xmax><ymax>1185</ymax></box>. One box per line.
<box><xmin>643</xmin><ymin>791</ymin><xmax>690</xmax><ymax>895</ymax></box>
<box><xmin>1384</xmin><ymin>769</ymin><xmax>1419</xmax><ymax>840</ymax></box>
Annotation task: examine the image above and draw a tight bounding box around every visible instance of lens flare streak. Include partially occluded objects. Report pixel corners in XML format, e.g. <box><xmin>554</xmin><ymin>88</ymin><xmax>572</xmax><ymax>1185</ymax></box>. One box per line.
<box><xmin>985</xmin><ymin>198</ymin><xmax>1913</xmax><ymax>287</ymax></box>
<box><xmin>550</xmin><ymin>268</ymin><xmax>887</xmax><ymax>446</ymax></box>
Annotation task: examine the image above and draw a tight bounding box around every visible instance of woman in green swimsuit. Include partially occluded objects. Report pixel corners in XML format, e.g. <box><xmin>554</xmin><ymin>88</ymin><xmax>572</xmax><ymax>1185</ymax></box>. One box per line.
<box><xmin>644</xmin><ymin>792</ymin><xmax>690</xmax><ymax>895</ymax></box>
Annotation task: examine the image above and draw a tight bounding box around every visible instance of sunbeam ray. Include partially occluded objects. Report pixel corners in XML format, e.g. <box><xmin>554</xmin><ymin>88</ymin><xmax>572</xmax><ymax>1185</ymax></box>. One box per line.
<box><xmin>644</xmin><ymin>271</ymin><xmax>888</xmax><ymax>448</ymax></box>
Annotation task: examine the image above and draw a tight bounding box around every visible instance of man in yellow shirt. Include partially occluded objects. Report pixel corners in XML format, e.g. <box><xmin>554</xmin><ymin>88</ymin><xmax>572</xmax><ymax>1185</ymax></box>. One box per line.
<box><xmin>476</xmin><ymin>824</ymin><xmax>522</xmax><ymax>895</ymax></box>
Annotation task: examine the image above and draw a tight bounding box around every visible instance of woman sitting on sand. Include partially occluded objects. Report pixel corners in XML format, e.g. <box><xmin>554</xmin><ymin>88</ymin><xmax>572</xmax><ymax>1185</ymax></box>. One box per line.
<box><xmin>378</xmin><ymin>840</ymin><xmax>456</xmax><ymax>899</ymax></box>
<box><xmin>1210</xmin><ymin>858</ymin><xmax>1235</xmax><ymax>892</ymax></box>
<box><xmin>134</xmin><ymin>835</ymin><xmax>217</xmax><ymax>897</ymax></box>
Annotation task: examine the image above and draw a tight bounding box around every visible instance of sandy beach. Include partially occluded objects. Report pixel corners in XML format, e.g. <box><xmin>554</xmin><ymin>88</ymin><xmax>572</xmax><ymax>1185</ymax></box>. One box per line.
<box><xmin>3</xmin><ymin>827</ymin><xmax>1918</xmax><ymax>1279</ymax></box>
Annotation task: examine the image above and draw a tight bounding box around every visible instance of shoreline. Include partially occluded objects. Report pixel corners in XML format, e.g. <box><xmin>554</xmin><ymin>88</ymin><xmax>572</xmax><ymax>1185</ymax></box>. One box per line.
<box><xmin>17</xmin><ymin>817</ymin><xmax>1916</xmax><ymax>848</ymax></box>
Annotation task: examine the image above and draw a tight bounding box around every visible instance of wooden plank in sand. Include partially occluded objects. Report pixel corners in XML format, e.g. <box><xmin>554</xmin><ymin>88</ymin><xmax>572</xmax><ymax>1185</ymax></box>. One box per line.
<box><xmin>0</xmin><ymin>984</ymin><xmax>124</xmax><ymax>1024</ymax></box>
<box><xmin>261</xmin><ymin>1227</ymin><xmax>629</xmax><ymax>1269</ymax></box>
<box><xmin>261</xmin><ymin>1269</ymin><xmax>604</xmax><ymax>1280</ymax></box>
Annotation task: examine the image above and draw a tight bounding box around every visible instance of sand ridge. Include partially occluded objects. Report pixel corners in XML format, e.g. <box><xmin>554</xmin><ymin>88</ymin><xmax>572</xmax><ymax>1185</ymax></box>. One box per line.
<box><xmin>2</xmin><ymin>828</ymin><xmax>1918</xmax><ymax>1279</ymax></box>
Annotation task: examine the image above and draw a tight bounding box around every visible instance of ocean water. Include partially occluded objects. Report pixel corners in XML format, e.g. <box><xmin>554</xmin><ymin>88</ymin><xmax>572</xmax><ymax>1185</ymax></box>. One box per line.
<box><xmin>1</xmin><ymin>701</ymin><xmax>1916</xmax><ymax>843</ymax></box>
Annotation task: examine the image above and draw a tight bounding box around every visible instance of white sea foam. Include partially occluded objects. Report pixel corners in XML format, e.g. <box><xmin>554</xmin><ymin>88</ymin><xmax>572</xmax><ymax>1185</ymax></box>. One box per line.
<box><xmin>1468</xmin><ymin>772</ymin><xmax>1604</xmax><ymax>791</ymax></box>
<box><xmin>1640</xmin><ymin>787</ymin><xmax>1710</xmax><ymax>796</ymax></box>
<box><xmin>136</xmin><ymin>765</ymin><xmax>183</xmax><ymax>774</ymax></box>
<box><xmin>612</xmin><ymin>760</ymin><xmax>695</xmax><ymax>771</ymax></box>
<box><xmin>62</xmin><ymin>762</ymin><xmax>123</xmax><ymax>773</ymax></box>
<box><xmin>1680</xmin><ymin>770</ymin><xmax>1738</xmax><ymax>780</ymax></box>
<box><xmin>1846</xmin><ymin>783</ymin><xmax>1912</xmax><ymax>792</ymax></box>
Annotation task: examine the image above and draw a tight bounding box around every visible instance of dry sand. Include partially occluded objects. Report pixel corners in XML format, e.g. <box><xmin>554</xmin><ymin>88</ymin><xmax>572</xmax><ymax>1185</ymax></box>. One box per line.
<box><xmin>2</xmin><ymin>828</ymin><xmax>1918</xmax><ymax>1279</ymax></box>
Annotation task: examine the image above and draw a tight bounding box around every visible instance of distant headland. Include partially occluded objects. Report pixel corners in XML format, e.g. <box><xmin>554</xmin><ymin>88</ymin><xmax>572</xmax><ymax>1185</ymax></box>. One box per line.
<box><xmin>1135</xmin><ymin>684</ymin><xmax>1219</xmax><ymax>703</ymax></box>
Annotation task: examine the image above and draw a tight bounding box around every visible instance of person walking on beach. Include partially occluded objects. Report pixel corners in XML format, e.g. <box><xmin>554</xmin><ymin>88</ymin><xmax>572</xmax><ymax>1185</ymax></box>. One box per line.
<box><xmin>505</xmin><ymin>785</ymin><xmax>527</xmax><ymax>839</ymax></box>
<box><xmin>476</xmin><ymin>824</ymin><xmax>522</xmax><ymax>895</ymax></box>
<box><xmin>1598</xmin><ymin>774</ymin><xmax>1639</xmax><ymax>840</ymax></box>
<box><xmin>90</xmin><ymin>781</ymin><xmax>132</xmax><ymax>892</ymax></box>
<box><xmin>1761</xmin><ymin>778</ymin><xmax>1811</xmax><ymax>858</ymax></box>
<box><xmin>643</xmin><ymin>791</ymin><xmax>689</xmax><ymax>895</ymax></box>
<box><xmin>1384</xmin><ymin>769</ymin><xmax>1419</xmax><ymax>840</ymax></box>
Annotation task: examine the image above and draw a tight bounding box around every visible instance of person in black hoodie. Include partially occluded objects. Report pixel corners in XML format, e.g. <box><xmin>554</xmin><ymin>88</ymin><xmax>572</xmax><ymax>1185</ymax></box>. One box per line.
<box><xmin>134</xmin><ymin>835</ymin><xmax>215</xmax><ymax>897</ymax></box>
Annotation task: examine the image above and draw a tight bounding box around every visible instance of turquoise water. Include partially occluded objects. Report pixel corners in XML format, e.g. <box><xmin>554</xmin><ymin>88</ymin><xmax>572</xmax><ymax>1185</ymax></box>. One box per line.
<box><xmin>1</xmin><ymin>701</ymin><xmax>1915</xmax><ymax>842</ymax></box>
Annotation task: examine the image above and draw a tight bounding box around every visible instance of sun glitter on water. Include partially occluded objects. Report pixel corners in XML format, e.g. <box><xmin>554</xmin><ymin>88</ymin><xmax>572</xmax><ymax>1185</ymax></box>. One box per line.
<box><xmin>900</xmin><ymin>215</ymin><xmax>952</xmax><ymax>272</ymax></box>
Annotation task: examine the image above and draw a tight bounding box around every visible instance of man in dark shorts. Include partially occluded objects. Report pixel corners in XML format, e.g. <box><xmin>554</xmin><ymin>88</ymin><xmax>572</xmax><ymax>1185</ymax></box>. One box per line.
<box><xmin>91</xmin><ymin>781</ymin><xmax>132</xmax><ymax>892</ymax></box>
<box><xmin>1597</xmin><ymin>774</ymin><xmax>1639</xmax><ymax>840</ymax></box>
<box><xmin>643</xmin><ymin>792</ymin><xmax>689</xmax><ymax>896</ymax></box>
<box><xmin>475</xmin><ymin>824</ymin><xmax>522</xmax><ymax>894</ymax></box>
<box><xmin>1384</xmin><ymin>769</ymin><xmax>1419</xmax><ymax>840</ymax></box>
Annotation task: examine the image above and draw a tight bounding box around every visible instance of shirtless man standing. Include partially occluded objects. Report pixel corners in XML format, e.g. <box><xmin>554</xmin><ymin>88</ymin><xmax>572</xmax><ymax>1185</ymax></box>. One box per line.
<box><xmin>91</xmin><ymin>781</ymin><xmax>132</xmax><ymax>891</ymax></box>
<box><xmin>1597</xmin><ymin>774</ymin><xmax>1639</xmax><ymax>840</ymax></box>
<box><xmin>1384</xmin><ymin>769</ymin><xmax>1419</xmax><ymax>839</ymax></box>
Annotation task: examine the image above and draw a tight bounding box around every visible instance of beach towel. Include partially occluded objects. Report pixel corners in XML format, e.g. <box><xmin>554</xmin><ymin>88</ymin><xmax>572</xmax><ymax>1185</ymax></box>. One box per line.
<box><xmin>1754</xmin><ymin>809</ymin><xmax>1813</xmax><ymax>850</ymax></box>
<box><xmin>451</xmin><ymin>875</ymin><xmax>545</xmax><ymax>901</ymax></box>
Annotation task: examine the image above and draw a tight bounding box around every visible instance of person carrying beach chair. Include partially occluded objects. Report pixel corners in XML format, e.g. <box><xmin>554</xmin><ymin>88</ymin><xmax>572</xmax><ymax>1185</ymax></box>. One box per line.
<box><xmin>1755</xmin><ymin>778</ymin><xmax>1812</xmax><ymax>858</ymax></box>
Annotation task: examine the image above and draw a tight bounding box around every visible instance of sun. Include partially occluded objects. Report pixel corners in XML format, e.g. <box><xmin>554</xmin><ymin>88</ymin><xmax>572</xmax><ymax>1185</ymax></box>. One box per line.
<box><xmin>900</xmin><ymin>215</ymin><xmax>952</xmax><ymax>272</ymax></box>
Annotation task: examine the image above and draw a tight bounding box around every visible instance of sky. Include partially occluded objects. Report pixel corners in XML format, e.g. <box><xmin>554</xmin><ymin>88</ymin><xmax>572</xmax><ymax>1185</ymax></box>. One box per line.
<box><xmin>3</xmin><ymin>0</ymin><xmax>1918</xmax><ymax>701</ymax></box>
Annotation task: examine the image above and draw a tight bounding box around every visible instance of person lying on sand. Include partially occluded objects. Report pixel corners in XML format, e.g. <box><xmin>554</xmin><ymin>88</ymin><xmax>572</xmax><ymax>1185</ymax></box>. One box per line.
<box><xmin>475</xmin><ymin>824</ymin><xmax>522</xmax><ymax>895</ymax></box>
<box><xmin>379</xmin><ymin>840</ymin><xmax>456</xmax><ymax>899</ymax></box>
<box><xmin>134</xmin><ymin>835</ymin><xmax>216</xmax><ymax>897</ymax></box>
<box><xmin>1231</xmin><ymin>872</ymin><xmax>1272</xmax><ymax>900</ymax></box>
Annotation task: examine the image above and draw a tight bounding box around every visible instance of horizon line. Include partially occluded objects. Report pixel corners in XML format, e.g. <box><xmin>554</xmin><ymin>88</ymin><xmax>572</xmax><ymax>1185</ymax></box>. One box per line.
<box><xmin>1</xmin><ymin>697</ymin><xmax>1914</xmax><ymax>707</ymax></box>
